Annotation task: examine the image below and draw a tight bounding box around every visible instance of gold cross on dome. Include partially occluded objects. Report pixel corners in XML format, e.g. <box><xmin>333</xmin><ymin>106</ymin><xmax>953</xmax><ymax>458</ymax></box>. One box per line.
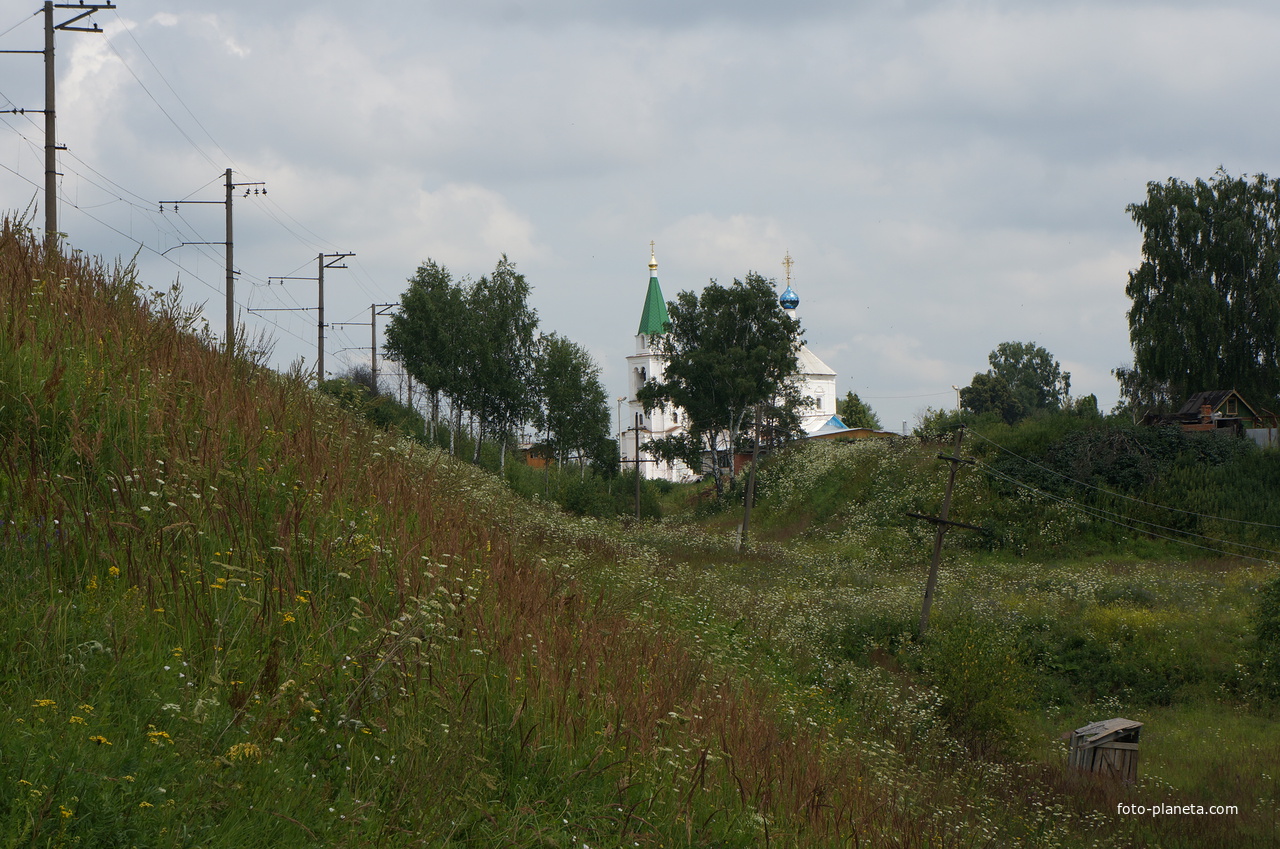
<box><xmin>783</xmin><ymin>251</ymin><xmax>794</xmax><ymax>285</ymax></box>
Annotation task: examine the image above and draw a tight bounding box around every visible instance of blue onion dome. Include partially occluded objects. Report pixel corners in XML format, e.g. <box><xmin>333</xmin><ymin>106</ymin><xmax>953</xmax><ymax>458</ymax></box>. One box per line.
<box><xmin>779</xmin><ymin>284</ymin><xmax>800</xmax><ymax>310</ymax></box>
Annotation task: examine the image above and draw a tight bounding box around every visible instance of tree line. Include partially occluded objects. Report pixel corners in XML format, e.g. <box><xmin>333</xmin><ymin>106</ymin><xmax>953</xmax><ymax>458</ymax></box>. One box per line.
<box><xmin>929</xmin><ymin>169</ymin><xmax>1280</xmax><ymax>430</ymax></box>
<box><xmin>382</xmin><ymin>256</ymin><xmax>613</xmax><ymax>471</ymax></box>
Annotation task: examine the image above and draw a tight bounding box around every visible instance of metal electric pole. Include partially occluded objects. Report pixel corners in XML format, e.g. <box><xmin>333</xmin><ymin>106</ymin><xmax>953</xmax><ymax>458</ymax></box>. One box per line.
<box><xmin>316</xmin><ymin>252</ymin><xmax>354</xmax><ymax>382</ymax></box>
<box><xmin>330</xmin><ymin>302</ymin><xmax>395</xmax><ymax>390</ymax></box>
<box><xmin>634</xmin><ymin>412</ymin><xmax>643</xmax><ymax>519</ymax></box>
<box><xmin>370</xmin><ymin>303</ymin><xmax>395</xmax><ymax>388</ymax></box>
<box><xmin>224</xmin><ymin>169</ymin><xmax>234</xmax><ymax>352</ymax></box>
<box><xmin>269</xmin><ymin>252</ymin><xmax>353</xmax><ymax>383</ymax></box>
<box><xmin>2</xmin><ymin>2</ymin><xmax>116</xmax><ymax>245</ymax></box>
<box><xmin>161</xmin><ymin>169</ymin><xmax>264</xmax><ymax>357</ymax></box>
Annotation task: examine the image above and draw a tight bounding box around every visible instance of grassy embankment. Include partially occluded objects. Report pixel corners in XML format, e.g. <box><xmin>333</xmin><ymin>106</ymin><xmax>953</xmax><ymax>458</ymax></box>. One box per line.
<box><xmin>3</xmin><ymin>215</ymin><xmax>1277</xmax><ymax>847</ymax></box>
<box><xmin>0</xmin><ymin>220</ymin><xmax>949</xmax><ymax>847</ymax></box>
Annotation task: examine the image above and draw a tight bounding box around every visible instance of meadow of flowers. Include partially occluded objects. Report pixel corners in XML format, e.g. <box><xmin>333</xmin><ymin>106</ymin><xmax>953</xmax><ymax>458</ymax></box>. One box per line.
<box><xmin>606</xmin><ymin>436</ymin><xmax>1280</xmax><ymax>847</ymax></box>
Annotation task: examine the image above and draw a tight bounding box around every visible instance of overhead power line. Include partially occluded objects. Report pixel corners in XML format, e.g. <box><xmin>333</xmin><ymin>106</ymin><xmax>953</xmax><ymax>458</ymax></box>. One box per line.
<box><xmin>0</xmin><ymin>6</ymin><xmax>395</xmax><ymax>370</ymax></box>
<box><xmin>974</xmin><ymin>459</ymin><xmax>1280</xmax><ymax>564</ymax></box>
<box><xmin>0</xmin><ymin>1</ymin><xmax>117</xmax><ymax>244</ymax></box>
<box><xmin>969</xmin><ymin>428</ymin><xmax>1280</xmax><ymax>531</ymax></box>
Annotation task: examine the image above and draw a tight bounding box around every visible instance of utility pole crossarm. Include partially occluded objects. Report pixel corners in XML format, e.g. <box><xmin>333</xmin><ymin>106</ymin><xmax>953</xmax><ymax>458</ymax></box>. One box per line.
<box><xmin>904</xmin><ymin>512</ymin><xmax>987</xmax><ymax>533</ymax></box>
<box><xmin>53</xmin><ymin>8</ymin><xmax>115</xmax><ymax>34</ymax></box>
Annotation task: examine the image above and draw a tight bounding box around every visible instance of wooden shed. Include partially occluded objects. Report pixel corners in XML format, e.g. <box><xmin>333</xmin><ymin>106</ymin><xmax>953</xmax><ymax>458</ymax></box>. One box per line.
<box><xmin>1068</xmin><ymin>718</ymin><xmax>1142</xmax><ymax>783</ymax></box>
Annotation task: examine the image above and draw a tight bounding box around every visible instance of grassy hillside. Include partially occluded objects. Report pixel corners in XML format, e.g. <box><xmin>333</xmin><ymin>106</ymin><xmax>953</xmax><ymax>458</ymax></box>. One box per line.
<box><xmin>0</xmin><ymin>221</ymin><xmax>928</xmax><ymax>846</ymax></box>
<box><xmin>3</xmin><ymin>217</ymin><xmax>1277</xmax><ymax>847</ymax></box>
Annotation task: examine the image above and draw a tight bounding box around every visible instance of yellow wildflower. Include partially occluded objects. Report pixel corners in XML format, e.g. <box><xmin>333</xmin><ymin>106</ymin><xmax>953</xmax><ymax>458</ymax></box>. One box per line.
<box><xmin>227</xmin><ymin>742</ymin><xmax>263</xmax><ymax>762</ymax></box>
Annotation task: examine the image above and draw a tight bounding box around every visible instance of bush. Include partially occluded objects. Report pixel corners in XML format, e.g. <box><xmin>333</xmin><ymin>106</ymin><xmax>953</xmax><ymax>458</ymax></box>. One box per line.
<box><xmin>1251</xmin><ymin>574</ymin><xmax>1280</xmax><ymax>699</ymax></box>
<box><xmin>319</xmin><ymin>376</ymin><xmax>425</xmax><ymax>440</ymax></box>
<box><xmin>917</xmin><ymin>611</ymin><xmax>1031</xmax><ymax>757</ymax></box>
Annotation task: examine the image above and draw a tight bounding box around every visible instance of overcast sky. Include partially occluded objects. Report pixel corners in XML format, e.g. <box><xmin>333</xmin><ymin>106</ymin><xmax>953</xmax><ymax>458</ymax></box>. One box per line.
<box><xmin>3</xmin><ymin>1</ymin><xmax>1279</xmax><ymax>434</ymax></box>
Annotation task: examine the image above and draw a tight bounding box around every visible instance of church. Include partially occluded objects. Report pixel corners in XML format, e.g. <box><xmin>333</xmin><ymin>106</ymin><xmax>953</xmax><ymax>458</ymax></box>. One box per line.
<box><xmin>621</xmin><ymin>248</ymin><xmax>844</xmax><ymax>483</ymax></box>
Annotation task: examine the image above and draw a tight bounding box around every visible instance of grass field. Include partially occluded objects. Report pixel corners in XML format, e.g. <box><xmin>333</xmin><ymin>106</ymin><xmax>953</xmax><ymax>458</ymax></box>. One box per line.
<box><xmin>3</xmin><ymin>217</ymin><xmax>1278</xmax><ymax>847</ymax></box>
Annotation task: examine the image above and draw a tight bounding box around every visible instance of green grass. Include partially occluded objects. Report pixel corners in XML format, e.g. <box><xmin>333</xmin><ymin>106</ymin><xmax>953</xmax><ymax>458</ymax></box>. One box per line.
<box><xmin>0</xmin><ymin>219</ymin><xmax>947</xmax><ymax>847</ymax></box>
<box><xmin>612</xmin><ymin>512</ymin><xmax>1280</xmax><ymax>846</ymax></box>
<box><xmin>5</xmin><ymin>216</ymin><xmax>1280</xmax><ymax>847</ymax></box>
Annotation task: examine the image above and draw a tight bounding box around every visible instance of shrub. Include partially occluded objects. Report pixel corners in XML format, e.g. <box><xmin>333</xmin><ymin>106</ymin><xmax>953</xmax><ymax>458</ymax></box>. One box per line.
<box><xmin>917</xmin><ymin>611</ymin><xmax>1031</xmax><ymax>757</ymax></box>
<box><xmin>1251</xmin><ymin>573</ymin><xmax>1280</xmax><ymax>699</ymax></box>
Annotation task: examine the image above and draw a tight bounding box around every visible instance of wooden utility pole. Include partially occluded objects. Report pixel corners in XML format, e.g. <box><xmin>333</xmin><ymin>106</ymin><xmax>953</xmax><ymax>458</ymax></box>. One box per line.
<box><xmin>907</xmin><ymin>427</ymin><xmax>984</xmax><ymax>638</ymax></box>
<box><xmin>2</xmin><ymin>2</ymin><xmax>116</xmax><ymax>245</ymax></box>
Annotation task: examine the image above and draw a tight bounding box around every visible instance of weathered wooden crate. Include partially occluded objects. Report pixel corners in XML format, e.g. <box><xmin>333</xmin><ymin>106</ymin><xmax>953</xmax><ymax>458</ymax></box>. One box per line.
<box><xmin>1068</xmin><ymin>718</ymin><xmax>1142</xmax><ymax>783</ymax></box>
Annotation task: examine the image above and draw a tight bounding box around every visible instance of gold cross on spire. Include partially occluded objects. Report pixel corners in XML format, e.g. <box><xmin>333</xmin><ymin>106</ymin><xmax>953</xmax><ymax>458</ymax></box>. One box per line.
<box><xmin>649</xmin><ymin>240</ymin><xmax>658</xmax><ymax>271</ymax></box>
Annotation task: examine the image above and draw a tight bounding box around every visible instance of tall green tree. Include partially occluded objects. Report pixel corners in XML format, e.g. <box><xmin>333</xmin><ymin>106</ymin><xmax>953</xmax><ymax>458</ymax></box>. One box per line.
<box><xmin>958</xmin><ymin>342</ymin><xmax>1068</xmax><ymax>425</ymax></box>
<box><xmin>533</xmin><ymin>333</ymin><xmax>611</xmax><ymax>471</ymax></box>
<box><xmin>383</xmin><ymin>256</ymin><xmax>539</xmax><ymax>465</ymax></box>
<box><xmin>1124</xmin><ymin>169</ymin><xmax>1280</xmax><ymax>410</ymax></box>
<box><xmin>464</xmin><ymin>256</ymin><xmax>539</xmax><ymax>465</ymax></box>
<box><xmin>383</xmin><ymin>260</ymin><xmax>466</xmax><ymax>440</ymax></box>
<box><xmin>960</xmin><ymin>373</ymin><xmax>1024</xmax><ymax>425</ymax></box>
<box><xmin>836</xmin><ymin>391</ymin><xmax>882</xmax><ymax>430</ymax></box>
<box><xmin>637</xmin><ymin>272</ymin><xmax>801</xmax><ymax>495</ymax></box>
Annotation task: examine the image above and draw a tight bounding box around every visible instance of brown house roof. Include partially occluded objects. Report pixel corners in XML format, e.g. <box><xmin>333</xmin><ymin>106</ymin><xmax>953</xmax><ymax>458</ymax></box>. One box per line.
<box><xmin>1175</xmin><ymin>390</ymin><xmax>1262</xmax><ymax>420</ymax></box>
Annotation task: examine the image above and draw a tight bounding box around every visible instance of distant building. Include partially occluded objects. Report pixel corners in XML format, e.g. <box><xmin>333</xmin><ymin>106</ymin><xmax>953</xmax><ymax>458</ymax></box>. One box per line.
<box><xmin>620</xmin><ymin>248</ymin><xmax>845</xmax><ymax>483</ymax></box>
<box><xmin>1142</xmin><ymin>389</ymin><xmax>1280</xmax><ymax>448</ymax></box>
<box><xmin>777</xmin><ymin>257</ymin><xmax>842</xmax><ymax>436</ymax></box>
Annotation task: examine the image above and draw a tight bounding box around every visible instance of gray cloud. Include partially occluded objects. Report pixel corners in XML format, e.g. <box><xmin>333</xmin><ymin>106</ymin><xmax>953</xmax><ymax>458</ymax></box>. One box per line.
<box><xmin>3</xmin><ymin>1</ymin><xmax>1279</xmax><ymax>432</ymax></box>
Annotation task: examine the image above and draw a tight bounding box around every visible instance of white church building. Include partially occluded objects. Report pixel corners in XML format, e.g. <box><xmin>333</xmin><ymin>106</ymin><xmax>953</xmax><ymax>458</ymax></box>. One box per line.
<box><xmin>621</xmin><ymin>250</ymin><xmax>844</xmax><ymax>483</ymax></box>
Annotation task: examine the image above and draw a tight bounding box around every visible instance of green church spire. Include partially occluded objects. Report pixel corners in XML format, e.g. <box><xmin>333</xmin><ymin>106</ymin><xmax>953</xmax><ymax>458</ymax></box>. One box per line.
<box><xmin>637</xmin><ymin>243</ymin><xmax>669</xmax><ymax>336</ymax></box>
